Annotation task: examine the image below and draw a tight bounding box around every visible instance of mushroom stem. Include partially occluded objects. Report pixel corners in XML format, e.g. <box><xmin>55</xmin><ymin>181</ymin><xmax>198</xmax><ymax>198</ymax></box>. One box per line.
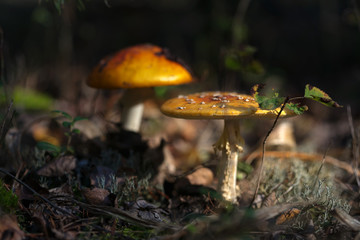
<box><xmin>121</xmin><ymin>88</ymin><xmax>154</xmax><ymax>132</ymax></box>
<box><xmin>214</xmin><ymin>119</ymin><xmax>244</xmax><ymax>203</ymax></box>
<box><xmin>122</xmin><ymin>101</ymin><xmax>144</xmax><ymax>132</ymax></box>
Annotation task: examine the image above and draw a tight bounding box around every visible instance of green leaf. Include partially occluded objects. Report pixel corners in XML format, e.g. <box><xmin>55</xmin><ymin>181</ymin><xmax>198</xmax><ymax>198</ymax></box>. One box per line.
<box><xmin>72</xmin><ymin>128</ymin><xmax>80</xmax><ymax>134</ymax></box>
<box><xmin>36</xmin><ymin>141</ymin><xmax>61</xmax><ymax>153</ymax></box>
<box><xmin>251</xmin><ymin>84</ymin><xmax>285</xmax><ymax>110</ymax></box>
<box><xmin>53</xmin><ymin>0</ymin><xmax>64</xmax><ymax>14</ymax></box>
<box><xmin>304</xmin><ymin>84</ymin><xmax>342</xmax><ymax>107</ymax></box>
<box><xmin>52</xmin><ymin>110</ymin><xmax>72</xmax><ymax>120</ymax></box>
<box><xmin>286</xmin><ymin>103</ymin><xmax>308</xmax><ymax>115</ymax></box>
<box><xmin>73</xmin><ymin>116</ymin><xmax>87</xmax><ymax>123</ymax></box>
<box><xmin>256</xmin><ymin>95</ymin><xmax>285</xmax><ymax>110</ymax></box>
<box><xmin>224</xmin><ymin>46</ymin><xmax>264</xmax><ymax>74</ymax></box>
<box><xmin>62</xmin><ymin>121</ymin><xmax>72</xmax><ymax>128</ymax></box>
<box><xmin>76</xmin><ymin>0</ymin><xmax>86</xmax><ymax>11</ymax></box>
<box><xmin>4</xmin><ymin>87</ymin><xmax>54</xmax><ymax>111</ymax></box>
<box><xmin>66</xmin><ymin>146</ymin><xmax>75</xmax><ymax>154</ymax></box>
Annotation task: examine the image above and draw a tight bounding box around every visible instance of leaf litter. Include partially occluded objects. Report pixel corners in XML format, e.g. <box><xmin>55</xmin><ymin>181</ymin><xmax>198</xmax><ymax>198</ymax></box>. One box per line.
<box><xmin>0</xmin><ymin>85</ymin><xmax>359</xmax><ymax>239</ymax></box>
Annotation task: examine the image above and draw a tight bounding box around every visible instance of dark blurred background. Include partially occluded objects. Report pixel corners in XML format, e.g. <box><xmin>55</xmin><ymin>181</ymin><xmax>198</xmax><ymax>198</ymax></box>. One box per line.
<box><xmin>0</xmin><ymin>0</ymin><xmax>359</xmax><ymax>115</ymax></box>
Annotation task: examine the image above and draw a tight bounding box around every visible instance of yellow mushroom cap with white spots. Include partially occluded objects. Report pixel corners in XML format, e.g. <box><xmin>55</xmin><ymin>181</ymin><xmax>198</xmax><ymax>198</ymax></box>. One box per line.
<box><xmin>160</xmin><ymin>92</ymin><xmax>299</xmax><ymax>119</ymax></box>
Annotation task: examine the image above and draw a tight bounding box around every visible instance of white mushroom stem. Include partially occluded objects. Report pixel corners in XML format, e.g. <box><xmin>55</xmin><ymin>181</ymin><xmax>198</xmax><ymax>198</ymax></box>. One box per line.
<box><xmin>121</xmin><ymin>88</ymin><xmax>154</xmax><ymax>132</ymax></box>
<box><xmin>213</xmin><ymin>119</ymin><xmax>244</xmax><ymax>203</ymax></box>
<box><xmin>122</xmin><ymin>101</ymin><xmax>144</xmax><ymax>132</ymax></box>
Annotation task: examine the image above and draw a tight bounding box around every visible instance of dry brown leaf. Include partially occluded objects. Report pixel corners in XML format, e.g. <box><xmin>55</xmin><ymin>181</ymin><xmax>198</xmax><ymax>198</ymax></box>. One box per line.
<box><xmin>82</xmin><ymin>187</ymin><xmax>113</xmax><ymax>206</ymax></box>
<box><xmin>0</xmin><ymin>215</ymin><xmax>25</xmax><ymax>240</ymax></box>
<box><xmin>186</xmin><ymin>167</ymin><xmax>214</xmax><ymax>186</ymax></box>
<box><xmin>37</xmin><ymin>155</ymin><xmax>76</xmax><ymax>177</ymax></box>
<box><xmin>275</xmin><ymin>208</ymin><xmax>301</xmax><ymax>225</ymax></box>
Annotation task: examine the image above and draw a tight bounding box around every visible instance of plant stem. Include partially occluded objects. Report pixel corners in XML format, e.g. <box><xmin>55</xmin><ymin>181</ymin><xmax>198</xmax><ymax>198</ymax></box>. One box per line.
<box><xmin>250</xmin><ymin>96</ymin><xmax>289</xmax><ymax>207</ymax></box>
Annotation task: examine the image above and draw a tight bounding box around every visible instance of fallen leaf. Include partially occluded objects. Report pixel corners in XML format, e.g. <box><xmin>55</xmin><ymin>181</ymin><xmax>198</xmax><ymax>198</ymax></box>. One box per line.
<box><xmin>125</xmin><ymin>199</ymin><xmax>170</xmax><ymax>223</ymax></box>
<box><xmin>0</xmin><ymin>215</ymin><xmax>25</xmax><ymax>240</ymax></box>
<box><xmin>37</xmin><ymin>155</ymin><xmax>77</xmax><ymax>177</ymax></box>
<box><xmin>82</xmin><ymin>187</ymin><xmax>114</xmax><ymax>206</ymax></box>
<box><xmin>186</xmin><ymin>168</ymin><xmax>214</xmax><ymax>186</ymax></box>
<box><xmin>275</xmin><ymin>208</ymin><xmax>301</xmax><ymax>225</ymax></box>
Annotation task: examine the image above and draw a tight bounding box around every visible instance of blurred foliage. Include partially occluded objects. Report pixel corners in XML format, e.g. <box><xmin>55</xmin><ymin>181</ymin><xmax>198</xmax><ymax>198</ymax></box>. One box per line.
<box><xmin>224</xmin><ymin>46</ymin><xmax>264</xmax><ymax>75</ymax></box>
<box><xmin>36</xmin><ymin>110</ymin><xmax>87</xmax><ymax>155</ymax></box>
<box><xmin>50</xmin><ymin>0</ymin><xmax>86</xmax><ymax>13</ymax></box>
<box><xmin>0</xmin><ymin>87</ymin><xmax>53</xmax><ymax>111</ymax></box>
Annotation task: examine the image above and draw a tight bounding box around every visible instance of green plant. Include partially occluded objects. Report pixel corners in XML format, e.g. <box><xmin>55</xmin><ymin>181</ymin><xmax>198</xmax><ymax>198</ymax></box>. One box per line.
<box><xmin>0</xmin><ymin>179</ymin><xmax>19</xmax><ymax>213</ymax></box>
<box><xmin>250</xmin><ymin>84</ymin><xmax>342</xmax><ymax>205</ymax></box>
<box><xmin>37</xmin><ymin>110</ymin><xmax>87</xmax><ymax>156</ymax></box>
<box><xmin>224</xmin><ymin>46</ymin><xmax>265</xmax><ymax>75</ymax></box>
<box><xmin>251</xmin><ymin>84</ymin><xmax>341</xmax><ymax>114</ymax></box>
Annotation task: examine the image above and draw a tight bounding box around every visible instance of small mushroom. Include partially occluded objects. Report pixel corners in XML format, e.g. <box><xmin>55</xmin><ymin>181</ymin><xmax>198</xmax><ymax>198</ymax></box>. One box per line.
<box><xmin>87</xmin><ymin>44</ymin><xmax>193</xmax><ymax>132</ymax></box>
<box><xmin>160</xmin><ymin>91</ymin><xmax>301</xmax><ymax>203</ymax></box>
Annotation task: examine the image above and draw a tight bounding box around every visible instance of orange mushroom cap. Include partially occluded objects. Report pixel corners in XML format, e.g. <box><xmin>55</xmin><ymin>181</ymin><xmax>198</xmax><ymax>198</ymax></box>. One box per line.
<box><xmin>160</xmin><ymin>92</ymin><xmax>298</xmax><ymax>119</ymax></box>
<box><xmin>87</xmin><ymin>44</ymin><xmax>193</xmax><ymax>89</ymax></box>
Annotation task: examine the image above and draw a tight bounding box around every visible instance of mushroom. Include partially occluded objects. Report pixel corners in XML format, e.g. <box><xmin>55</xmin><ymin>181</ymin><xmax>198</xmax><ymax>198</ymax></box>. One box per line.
<box><xmin>160</xmin><ymin>92</ymin><xmax>299</xmax><ymax>203</ymax></box>
<box><xmin>87</xmin><ymin>44</ymin><xmax>194</xmax><ymax>132</ymax></box>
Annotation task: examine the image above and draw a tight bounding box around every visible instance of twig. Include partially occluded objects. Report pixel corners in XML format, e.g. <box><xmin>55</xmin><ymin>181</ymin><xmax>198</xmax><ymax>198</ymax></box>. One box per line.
<box><xmin>249</xmin><ymin>97</ymin><xmax>289</xmax><ymax>207</ymax></box>
<box><xmin>347</xmin><ymin>105</ymin><xmax>360</xmax><ymax>188</ymax></box>
<box><xmin>0</xmin><ymin>167</ymin><xmax>75</xmax><ymax>216</ymax></box>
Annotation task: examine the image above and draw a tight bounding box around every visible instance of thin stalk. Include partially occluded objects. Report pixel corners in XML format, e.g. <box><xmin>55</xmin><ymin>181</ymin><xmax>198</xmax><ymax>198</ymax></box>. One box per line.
<box><xmin>250</xmin><ymin>97</ymin><xmax>289</xmax><ymax>207</ymax></box>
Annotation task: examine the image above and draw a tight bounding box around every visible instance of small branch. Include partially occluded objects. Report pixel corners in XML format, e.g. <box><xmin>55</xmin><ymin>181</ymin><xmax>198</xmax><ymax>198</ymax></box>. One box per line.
<box><xmin>249</xmin><ymin>97</ymin><xmax>289</xmax><ymax>207</ymax></box>
<box><xmin>0</xmin><ymin>168</ymin><xmax>75</xmax><ymax>216</ymax></box>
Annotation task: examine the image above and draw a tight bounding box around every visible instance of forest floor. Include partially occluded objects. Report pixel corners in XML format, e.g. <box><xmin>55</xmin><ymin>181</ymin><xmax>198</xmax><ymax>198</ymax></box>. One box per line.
<box><xmin>0</xmin><ymin>95</ymin><xmax>359</xmax><ymax>240</ymax></box>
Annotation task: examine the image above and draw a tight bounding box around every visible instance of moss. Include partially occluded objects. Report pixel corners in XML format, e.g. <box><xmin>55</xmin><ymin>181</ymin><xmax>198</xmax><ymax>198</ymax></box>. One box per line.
<box><xmin>0</xmin><ymin>179</ymin><xmax>19</xmax><ymax>213</ymax></box>
<box><xmin>260</xmin><ymin>158</ymin><xmax>351</xmax><ymax>236</ymax></box>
